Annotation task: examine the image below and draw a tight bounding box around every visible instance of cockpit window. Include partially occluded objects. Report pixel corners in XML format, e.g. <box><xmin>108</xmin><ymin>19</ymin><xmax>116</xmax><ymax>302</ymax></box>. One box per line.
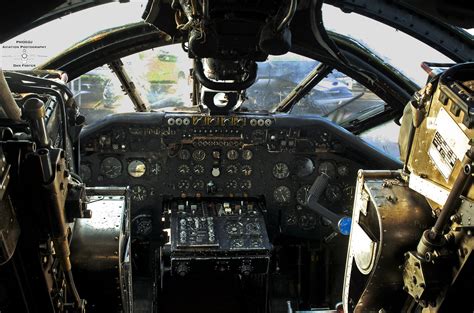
<box><xmin>322</xmin><ymin>4</ymin><xmax>455</xmax><ymax>87</ymax></box>
<box><xmin>70</xmin><ymin>44</ymin><xmax>386</xmax><ymax>126</ymax></box>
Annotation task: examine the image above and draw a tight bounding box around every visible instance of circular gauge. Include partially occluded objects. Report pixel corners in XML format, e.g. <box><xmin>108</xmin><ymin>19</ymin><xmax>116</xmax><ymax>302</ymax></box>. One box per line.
<box><xmin>226</xmin><ymin>149</ymin><xmax>239</xmax><ymax>160</ymax></box>
<box><xmin>286</xmin><ymin>214</ymin><xmax>297</xmax><ymax>226</ymax></box>
<box><xmin>296</xmin><ymin>185</ymin><xmax>311</xmax><ymax>206</ymax></box>
<box><xmin>274</xmin><ymin>186</ymin><xmax>291</xmax><ymax>204</ymax></box>
<box><xmin>295</xmin><ymin>157</ymin><xmax>315</xmax><ymax>177</ymax></box>
<box><xmin>245</xmin><ymin>222</ymin><xmax>261</xmax><ymax>234</ymax></box>
<box><xmin>177</xmin><ymin>180</ymin><xmax>190</xmax><ymax>191</ymax></box>
<box><xmin>128</xmin><ymin>160</ymin><xmax>146</xmax><ymax>178</ymax></box>
<box><xmin>337</xmin><ymin>164</ymin><xmax>349</xmax><ymax>177</ymax></box>
<box><xmin>193</xmin><ymin>164</ymin><xmax>205</xmax><ymax>175</ymax></box>
<box><xmin>131</xmin><ymin>185</ymin><xmax>147</xmax><ymax>201</ymax></box>
<box><xmin>177</xmin><ymin>164</ymin><xmax>190</xmax><ymax>175</ymax></box>
<box><xmin>226</xmin><ymin>164</ymin><xmax>239</xmax><ymax>175</ymax></box>
<box><xmin>241</xmin><ymin>165</ymin><xmax>253</xmax><ymax>176</ymax></box>
<box><xmin>250</xmin><ymin>238</ymin><xmax>263</xmax><ymax>248</ymax></box>
<box><xmin>149</xmin><ymin>163</ymin><xmax>162</xmax><ymax>175</ymax></box>
<box><xmin>80</xmin><ymin>164</ymin><xmax>92</xmax><ymax>182</ymax></box>
<box><xmin>192</xmin><ymin>179</ymin><xmax>205</xmax><ymax>191</ymax></box>
<box><xmin>178</xmin><ymin>149</ymin><xmax>191</xmax><ymax>160</ymax></box>
<box><xmin>318</xmin><ymin>161</ymin><xmax>336</xmax><ymax>178</ymax></box>
<box><xmin>242</xmin><ymin>149</ymin><xmax>253</xmax><ymax>161</ymax></box>
<box><xmin>226</xmin><ymin>222</ymin><xmax>243</xmax><ymax>235</ymax></box>
<box><xmin>325</xmin><ymin>184</ymin><xmax>342</xmax><ymax>203</ymax></box>
<box><xmin>192</xmin><ymin>149</ymin><xmax>206</xmax><ymax>162</ymax></box>
<box><xmin>240</xmin><ymin>179</ymin><xmax>252</xmax><ymax>190</ymax></box>
<box><xmin>132</xmin><ymin>214</ymin><xmax>153</xmax><ymax>236</ymax></box>
<box><xmin>273</xmin><ymin>162</ymin><xmax>290</xmax><ymax>179</ymax></box>
<box><xmin>226</xmin><ymin>180</ymin><xmax>238</xmax><ymax>189</ymax></box>
<box><xmin>100</xmin><ymin>157</ymin><xmax>122</xmax><ymax>178</ymax></box>
<box><xmin>231</xmin><ymin>238</ymin><xmax>245</xmax><ymax>249</ymax></box>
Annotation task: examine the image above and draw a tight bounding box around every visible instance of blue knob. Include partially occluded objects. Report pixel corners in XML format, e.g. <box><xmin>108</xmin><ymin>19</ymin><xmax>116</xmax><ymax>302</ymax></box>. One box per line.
<box><xmin>338</xmin><ymin>217</ymin><xmax>352</xmax><ymax>236</ymax></box>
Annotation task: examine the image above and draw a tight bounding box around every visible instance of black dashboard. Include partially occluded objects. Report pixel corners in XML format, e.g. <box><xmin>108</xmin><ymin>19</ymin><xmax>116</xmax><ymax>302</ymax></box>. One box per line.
<box><xmin>79</xmin><ymin>112</ymin><xmax>401</xmax><ymax>240</ymax></box>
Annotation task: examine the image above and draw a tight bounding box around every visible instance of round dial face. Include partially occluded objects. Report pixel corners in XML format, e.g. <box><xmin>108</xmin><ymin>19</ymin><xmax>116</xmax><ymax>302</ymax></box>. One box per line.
<box><xmin>226</xmin><ymin>149</ymin><xmax>239</xmax><ymax>160</ymax></box>
<box><xmin>192</xmin><ymin>149</ymin><xmax>206</xmax><ymax>162</ymax></box>
<box><xmin>128</xmin><ymin>160</ymin><xmax>146</xmax><ymax>178</ymax></box>
<box><xmin>273</xmin><ymin>162</ymin><xmax>290</xmax><ymax>179</ymax></box>
<box><xmin>242</xmin><ymin>149</ymin><xmax>253</xmax><ymax>161</ymax></box>
<box><xmin>318</xmin><ymin>161</ymin><xmax>336</xmax><ymax>178</ymax></box>
<box><xmin>131</xmin><ymin>185</ymin><xmax>147</xmax><ymax>201</ymax></box>
<box><xmin>193</xmin><ymin>164</ymin><xmax>205</xmax><ymax>175</ymax></box>
<box><xmin>337</xmin><ymin>164</ymin><xmax>349</xmax><ymax>176</ymax></box>
<box><xmin>192</xmin><ymin>179</ymin><xmax>205</xmax><ymax>191</ymax></box>
<box><xmin>100</xmin><ymin>157</ymin><xmax>122</xmax><ymax>178</ymax></box>
<box><xmin>149</xmin><ymin>163</ymin><xmax>162</xmax><ymax>175</ymax></box>
<box><xmin>240</xmin><ymin>179</ymin><xmax>252</xmax><ymax>190</ymax></box>
<box><xmin>226</xmin><ymin>179</ymin><xmax>238</xmax><ymax>189</ymax></box>
<box><xmin>132</xmin><ymin>214</ymin><xmax>153</xmax><ymax>236</ymax></box>
<box><xmin>296</xmin><ymin>185</ymin><xmax>311</xmax><ymax>206</ymax></box>
<box><xmin>226</xmin><ymin>164</ymin><xmax>239</xmax><ymax>175</ymax></box>
<box><xmin>178</xmin><ymin>149</ymin><xmax>191</xmax><ymax>160</ymax></box>
<box><xmin>325</xmin><ymin>184</ymin><xmax>342</xmax><ymax>203</ymax></box>
<box><xmin>178</xmin><ymin>164</ymin><xmax>190</xmax><ymax>175</ymax></box>
<box><xmin>177</xmin><ymin>180</ymin><xmax>190</xmax><ymax>191</ymax></box>
<box><xmin>274</xmin><ymin>186</ymin><xmax>291</xmax><ymax>204</ymax></box>
<box><xmin>241</xmin><ymin>165</ymin><xmax>252</xmax><ymax>176</ymax></box>
<box><xmin>80</xmin><ymin>164</ymin><xmax>92</xmax><ymax>182</ymax></box>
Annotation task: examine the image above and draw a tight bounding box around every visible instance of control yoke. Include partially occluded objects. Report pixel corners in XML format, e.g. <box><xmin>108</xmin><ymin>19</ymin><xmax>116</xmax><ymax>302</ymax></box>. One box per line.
<box><xmin>306</xmin><ymin>173</ymin><xmax>352</xmax><ymax>235</ymax></box>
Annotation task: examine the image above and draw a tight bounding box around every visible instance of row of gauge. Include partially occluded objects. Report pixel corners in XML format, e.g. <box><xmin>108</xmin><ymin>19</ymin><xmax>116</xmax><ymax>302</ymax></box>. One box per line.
<box><xmin>123</xmin><ymin>182</ymin><xmax>354</xmax><ymax>205</ymax></box>
<box><xmin>87</xmin><ymin>156</ymin><xmax>349</xmax><ymax>181</ymax></box>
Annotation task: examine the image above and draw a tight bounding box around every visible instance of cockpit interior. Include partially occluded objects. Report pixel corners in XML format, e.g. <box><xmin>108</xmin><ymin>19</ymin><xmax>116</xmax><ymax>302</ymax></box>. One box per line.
<box><xmin>0</xmin><ymin>1</ymin><xmax>473</xmax><ymax>312</ymax></box>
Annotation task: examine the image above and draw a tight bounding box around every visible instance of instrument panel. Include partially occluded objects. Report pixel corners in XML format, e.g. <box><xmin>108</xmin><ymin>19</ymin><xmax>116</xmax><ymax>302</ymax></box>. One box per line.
<box><xmin>80</xmin><ymin>112</ymin><xmax>401</xmax><ymax>238</ymax></box>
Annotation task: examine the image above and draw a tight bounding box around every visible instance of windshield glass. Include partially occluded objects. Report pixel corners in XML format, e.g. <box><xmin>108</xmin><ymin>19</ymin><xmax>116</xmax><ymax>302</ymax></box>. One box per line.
<box><xmin>70</xmin><ymin>44</ymin><xmax>386</xmax><ymax>126</ymax></box>
<box><xmin>322</xmin><ymin>4</ymin><xmax>455</xmax><ymax>87</ymax></box>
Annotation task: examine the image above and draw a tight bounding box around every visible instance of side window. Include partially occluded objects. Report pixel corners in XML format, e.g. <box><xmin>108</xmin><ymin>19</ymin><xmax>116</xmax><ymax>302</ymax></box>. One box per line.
<box><xmin>68</xmin><ymin>65</ymin><xmax>135</xmax><ymax>125</ymax></box>
<box><xmin>359</xmin><ymin>120</ymin><xmax>401</xmax><ymax>159</ymax></box>
<box><xmin>290</xmin><ymin>70</ymin><xmax>386</xmax><ymax>127</ymax></box>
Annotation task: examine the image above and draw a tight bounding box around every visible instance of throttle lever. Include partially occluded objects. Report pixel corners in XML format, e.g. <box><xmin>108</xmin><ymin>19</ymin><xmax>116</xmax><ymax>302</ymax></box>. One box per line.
<box><xmin>306</xmin><ymin>173</ymin><xmax>352</xmax><ymax>235</ymax></box>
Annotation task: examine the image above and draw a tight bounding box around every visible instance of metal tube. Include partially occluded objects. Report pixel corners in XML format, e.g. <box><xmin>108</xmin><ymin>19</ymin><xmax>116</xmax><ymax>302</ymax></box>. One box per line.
<box><xmin>0</xmin><ymin>70</ymin><xmax>22</xmax><ymax>121</ymax></box>
<box><xmin>430</xmin><ymin>146</ymin><xmax>474</xmax><ymax>239</ymax></box>
<box><xmin>276</xmin><ymin>0</ymin><xmax>298</xmax><ymax>32</ymax></box>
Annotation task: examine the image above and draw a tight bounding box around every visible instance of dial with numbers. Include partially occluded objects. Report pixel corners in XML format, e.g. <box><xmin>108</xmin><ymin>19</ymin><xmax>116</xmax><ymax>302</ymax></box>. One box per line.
<box><xmin>178</xmin><ymin>164</ymin><xmax>190</xmax><ymax>175</ymax></box>
<box><xmin>100</xmin><ymin>157</ymin><xmax>122</xmax><ymax>178</ymax></box>
<box><xmin>226</xmin><ymin>164</ymin><xmax>239</xmax><ymax>175</ymax></box>
<box><xmin>241</xmin><ymin>165</ymin><xmax>252</xmax><ymax>176</ymax></box>
<box><xmin>128</xmin><ymin>160</ymin><xmax>146</xmax><ymax>178</ymax></box>
<box><xmin>193</xmin><ymin>164</ymin><xmax>205</xmax><ymax>175</ymax></box>
<box><xmin>272</xmin><ymin>162</ymin><xmax>290</xmax><ymax>179</ymax></box>
<box><xmin>242</xmin><ymin>149</ymin><xmax>253</xmax><ymax>161</ymax></box>
<box><xmin>178</xmin><ymin>149</ymin><xmax>191</xmax><ymax>160</ymax></box>
<box><xmin>178</xmin><ymin>180</ymin><xmax>190</xmax><ymax>191</ymax></box>
<box><xmin>192</xmin><ymin>149</ymin><xmax>206</xmax><ymax>162</ymax></box>
<box><xmin>296</xmin><ymin>185</ymin><xmax>311</xmax><ymax>206</ymax></box>
<box><xmin>226</xmin><ymin>149</ymin><xmax>239</xmax><ymax>160</ymax></box>
<box><xmin>131</xmin><ymin>185</ymin><xmax>147</xmax><ymax>201</ymax></box>
<box><xmin>192</xmin><ymin>179</ymin><xmax>205</xmax><ymax>191</ymax></box>
<box><xmin>274</xmin><ymin>186</ymin><xmax>291</xmax><ymax>204</ymax></box>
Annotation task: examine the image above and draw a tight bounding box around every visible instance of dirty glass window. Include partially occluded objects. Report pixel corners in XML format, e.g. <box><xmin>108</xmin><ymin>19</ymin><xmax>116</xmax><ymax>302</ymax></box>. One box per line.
<box><xmin>359</xmin><ymin>120</ymin><xmax>401</xmax><ymax>159</ymax></box>
<box><xmin>322</xmin><ymin>4</ymin><xmax>454</xmax><ymax>87</ymax></box>
<box><xmin>289</xmin><ymin>70</ymin><xmax>385</xmax><ymax>126</ymax></box>
<box><xmin>68</xmin><ymin>44</ymin><xmax>194</xmax><ymax>125</ymax></box>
